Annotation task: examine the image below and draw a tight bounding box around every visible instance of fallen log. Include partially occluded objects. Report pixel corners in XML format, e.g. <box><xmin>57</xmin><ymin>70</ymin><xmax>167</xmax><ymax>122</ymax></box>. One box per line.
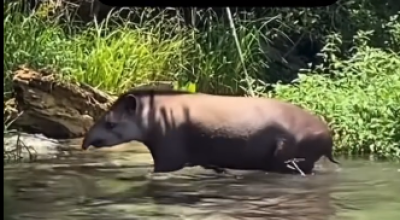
<box><xmin>5</xmin><ymin>66</ymin><xmax>174</xmax><ymax>139</ymax></box>
<box><xmin>7</xmin><ymin>66</ymin><xmax>116</xmax><ymax>139</ymax></box>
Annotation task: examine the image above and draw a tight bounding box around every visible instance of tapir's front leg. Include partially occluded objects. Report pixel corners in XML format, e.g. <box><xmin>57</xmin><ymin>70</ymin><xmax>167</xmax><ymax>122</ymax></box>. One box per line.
<box><xmin>150</xmin><ymin>133</ymin><xmax>188</xmax><ymax>173</ymax></box>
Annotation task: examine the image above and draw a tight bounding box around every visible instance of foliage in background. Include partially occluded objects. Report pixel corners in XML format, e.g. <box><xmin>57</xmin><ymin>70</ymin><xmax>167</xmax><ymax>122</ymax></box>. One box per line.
<box><xmin>3</xmin><ymin>2</ymin><xmax>400</xmax><ymax>158</ymax></box>
<box><xmin>4</xmin><ymin>3</ymin><xmax>194</xmax><ymax>95</ymax></box>
<box><xmin>173</xmin><ymin>82</ymin><xmax>197</xmax><ymax>93</ymax></box>
<box><xmin>273</xmin><ymin>30</ymin><xmax>400</xmax><ymax>158</ymax></box>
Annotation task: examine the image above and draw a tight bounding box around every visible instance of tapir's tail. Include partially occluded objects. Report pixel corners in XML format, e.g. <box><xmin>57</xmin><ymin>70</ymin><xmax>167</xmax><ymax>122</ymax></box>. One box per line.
<box><xmin>325</xmin><ymin>150</ymin><xmax>340</xmax><ymax>164</ymax></box>
<box><xmin>324</xmin><ymin>131</ymin><xmax>340</xmax><ymax>165</ymax></box>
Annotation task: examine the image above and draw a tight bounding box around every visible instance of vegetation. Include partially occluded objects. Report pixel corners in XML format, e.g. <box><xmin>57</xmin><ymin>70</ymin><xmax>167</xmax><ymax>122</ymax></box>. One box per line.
<box><xmin>3</xmin><ymin>1</ymin><xmax>400</xmax><ymax>158</ymax></box>
<box><xmin>272</xmin><ymin>31</ymin><xmax>400</xmax><ymax>158</ymax></box>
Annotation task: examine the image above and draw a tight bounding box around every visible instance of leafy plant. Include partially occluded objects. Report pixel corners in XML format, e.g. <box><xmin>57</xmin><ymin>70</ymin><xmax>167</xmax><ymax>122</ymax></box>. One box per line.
<box><xmin>173</xmin><ymin>81</ymin><xmax>197</xmax><ymax>93</ymax></box>
<box><xmin>273</xmin><ymin>30</ymin><xmax>400</xmax><ymax>158</ymax></box>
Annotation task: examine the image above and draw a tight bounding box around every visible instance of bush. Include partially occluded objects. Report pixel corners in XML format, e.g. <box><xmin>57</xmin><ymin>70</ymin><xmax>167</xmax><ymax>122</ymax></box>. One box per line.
<box><xmin>273</xmin><ymin>30</ymin><xmax>400</xmax><ymax>158</ymax></box>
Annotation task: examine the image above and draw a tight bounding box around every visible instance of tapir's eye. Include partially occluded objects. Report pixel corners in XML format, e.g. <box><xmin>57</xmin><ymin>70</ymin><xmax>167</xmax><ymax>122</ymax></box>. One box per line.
<box><xmin>105</xmin><ymin>121</ymin><xmax>117</xmax><ymax>129</ymax></box>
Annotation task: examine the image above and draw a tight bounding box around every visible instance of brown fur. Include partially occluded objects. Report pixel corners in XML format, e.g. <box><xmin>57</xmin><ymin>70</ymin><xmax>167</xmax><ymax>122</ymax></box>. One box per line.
<box><xmin>83</xmin><ymin>88</ymin><xmax>339</xmax><ymax>175</ymax></box>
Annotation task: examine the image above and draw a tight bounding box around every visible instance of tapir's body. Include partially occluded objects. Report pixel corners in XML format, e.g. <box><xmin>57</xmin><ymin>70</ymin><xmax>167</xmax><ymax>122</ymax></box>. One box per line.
<box><xmin>82</xmin><ymin>88</ymin><xmax>339</xmax><ymax>175</ymax></box>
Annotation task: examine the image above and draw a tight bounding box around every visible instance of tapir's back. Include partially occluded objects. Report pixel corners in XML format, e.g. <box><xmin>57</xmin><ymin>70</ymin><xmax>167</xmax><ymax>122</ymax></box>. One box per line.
<box><xmin>146</xmin><ymin>93</ymin><xmax>328</xmax><ymax>141</ymax></box>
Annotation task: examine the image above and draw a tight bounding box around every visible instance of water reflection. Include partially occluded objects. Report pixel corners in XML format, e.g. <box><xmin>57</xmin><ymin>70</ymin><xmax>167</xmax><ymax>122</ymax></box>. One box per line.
<box><xmin>4</xmin><ymin>150</ymin><xmax>400</xmax><ymax>220</ymax></box>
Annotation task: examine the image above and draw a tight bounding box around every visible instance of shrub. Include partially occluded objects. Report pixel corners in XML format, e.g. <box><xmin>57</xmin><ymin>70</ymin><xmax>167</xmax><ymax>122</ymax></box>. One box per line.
<box><xmin>273</xmin><ymin>30</ymin><xmax>400</xmax><ymax>158</ymax></box>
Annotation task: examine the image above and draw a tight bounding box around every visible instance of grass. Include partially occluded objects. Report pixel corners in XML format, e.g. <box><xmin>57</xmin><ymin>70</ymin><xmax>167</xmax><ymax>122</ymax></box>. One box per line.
<box><xmin>4</xmin><ymin>5</ymin><xmax>194</xmax><ymax>95</ymax></box>
<box><xmin>3</xmin><ymin>3</ymin><xmax>400</xmax><ymax>158</ymax></box>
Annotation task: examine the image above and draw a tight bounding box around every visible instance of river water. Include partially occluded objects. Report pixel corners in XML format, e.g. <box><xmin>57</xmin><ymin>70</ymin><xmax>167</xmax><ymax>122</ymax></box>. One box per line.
<box><xmin>3</xmin><ymin>143</ymin><xmax>400</xmax><ymax>220</ymax></box>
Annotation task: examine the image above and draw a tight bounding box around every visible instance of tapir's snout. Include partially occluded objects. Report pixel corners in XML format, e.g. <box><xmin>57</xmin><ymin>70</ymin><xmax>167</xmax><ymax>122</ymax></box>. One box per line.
<box><xmin>81</xmin><ymin>135</ymin><xmax>95</xmax><ymax>151</ymax></box>
<box><xmin>81</xmin><ymin>130</ymin><xmax>118</xmax><ymax>150</ymax></box>
<box><xmin>81</xmin><ymin>126</ymin><xmax>107</xmax><ymax>150</ymax></box>
<box><xmin>81</xmin><ymin>139</ymin><xmax>104</xmax><ymax>150</ymax></box>
<box><xmin>81</xmin><ymin>140</ymin><xmax>91</xmax><ymax>151</ymax></box>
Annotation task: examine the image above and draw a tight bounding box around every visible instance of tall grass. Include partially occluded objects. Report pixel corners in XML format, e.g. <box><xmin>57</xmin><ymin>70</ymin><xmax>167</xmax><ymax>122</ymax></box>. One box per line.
<box><xmin>4</xmin><ymin>4</ymin><xmax>195</xmax><ymax>95</ymax></box>
<box><xmin>4</xmin><ymin>4</ymin><xmax>296</xmax><ymax>96</ymax></box>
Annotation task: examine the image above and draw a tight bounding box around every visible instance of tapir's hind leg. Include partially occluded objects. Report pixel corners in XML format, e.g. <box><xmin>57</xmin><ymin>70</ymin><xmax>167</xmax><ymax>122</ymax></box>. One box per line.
<box><xmin>294</xmin><ymin>132</ymin><xmax>335</xmax><ymax>175</ymax></box>
<box><xmin>294</xmin><ymin>161</ymin><xmax>315</xmax><ymax>175</ymax></box>
<box><xmin>268</xmin><ymin>135</ymin><xmax>306</xmax><ymax>174</ymax></box>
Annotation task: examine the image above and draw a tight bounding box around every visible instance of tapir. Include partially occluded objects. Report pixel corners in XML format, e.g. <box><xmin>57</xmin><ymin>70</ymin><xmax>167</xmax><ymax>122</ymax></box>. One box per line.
<box><xmin>81</xmin><ymin>88</ymin><xmax>339</xmax><ymax>175</ymax></box>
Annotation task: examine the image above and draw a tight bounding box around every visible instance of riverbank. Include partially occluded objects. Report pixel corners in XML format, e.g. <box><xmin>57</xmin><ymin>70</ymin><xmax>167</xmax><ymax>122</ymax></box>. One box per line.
<box><xmin>4</xmin><ymin>3</ymin><xmax>400</xmax><ymax>159</ymax></box>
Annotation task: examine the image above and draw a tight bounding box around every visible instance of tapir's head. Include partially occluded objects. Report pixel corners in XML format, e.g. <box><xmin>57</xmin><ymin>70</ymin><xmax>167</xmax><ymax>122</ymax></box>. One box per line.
<box><xmin>81</xmin><ymin>93</ymin><xmax>148</xmax><ymax>150</ymax></box>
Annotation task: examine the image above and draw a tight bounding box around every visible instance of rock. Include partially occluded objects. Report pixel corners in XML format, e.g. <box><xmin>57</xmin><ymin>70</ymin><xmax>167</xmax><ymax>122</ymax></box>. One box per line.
<box><xmin>3</xmin><ymin>131</ymin><xmax>152</xmax><ymax>162</ymax></box>
<box><xmin>3</xmin><ymin>132</ymin><xmax>80</xmax><ymax>161</ymax></box>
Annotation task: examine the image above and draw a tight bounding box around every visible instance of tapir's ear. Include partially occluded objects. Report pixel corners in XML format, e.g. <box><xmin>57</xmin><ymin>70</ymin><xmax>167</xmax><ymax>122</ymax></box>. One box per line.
<box><xmin>124</xmin><ymin>94</ymin><xmax>139</xmax><ymax>113</ymax></box>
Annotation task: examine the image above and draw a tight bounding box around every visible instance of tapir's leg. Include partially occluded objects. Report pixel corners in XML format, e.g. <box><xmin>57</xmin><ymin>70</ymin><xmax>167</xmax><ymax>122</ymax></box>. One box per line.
<box><xmin>297</xmin><ymin>162</ymin><xmax>314</xmax><ymax>175</ymax></box>
<box><xmin>269</xmin><ymin>134</ymin><xmax>304</xmax><ymax>174</ymax></box>
<box><xmin>294</xmin><ymin>133</ymin><xmax>332</xmax><ymax>175</ymax></box>
<box><xmin>201</xmin><ymin>165</ymin><xmax>241</xmax><ymax>179</ymax></box>
<box><xmin>150</xmin><ymin>132</ymin><xmax>188</xmax><ymax>173</ymax></box>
